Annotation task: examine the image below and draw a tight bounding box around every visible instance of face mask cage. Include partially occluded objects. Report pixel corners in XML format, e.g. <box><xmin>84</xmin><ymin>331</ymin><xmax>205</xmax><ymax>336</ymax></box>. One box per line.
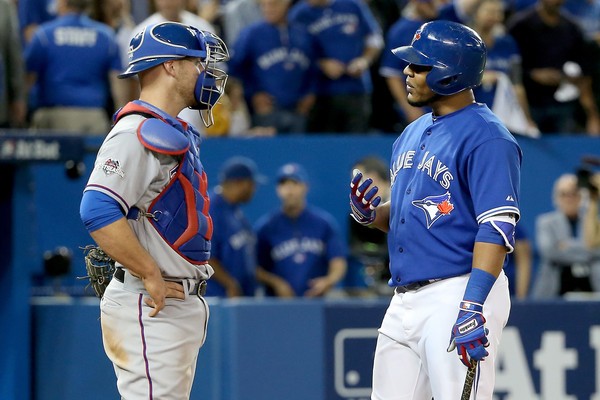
<box><xmin>194</xmin><ymin>31</ymin><xmax>230</xmax><ymax>127</ymax></box>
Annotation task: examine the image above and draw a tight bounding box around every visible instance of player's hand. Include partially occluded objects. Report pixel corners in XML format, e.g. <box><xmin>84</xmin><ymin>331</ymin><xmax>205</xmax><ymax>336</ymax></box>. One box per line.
<box><xmin>447</xmin><ymin>301</ymin><xmax>489</xmax><ymax>367</ymax></box>
<box><xmin>142</xmin><ymin>270</ymin><xmax>169</xmax><ymax>317</ymax></box>
<box><xmin>350</xmin><ymin>168</ymin><xmax>381</xmax><ymax>226</ymax></box>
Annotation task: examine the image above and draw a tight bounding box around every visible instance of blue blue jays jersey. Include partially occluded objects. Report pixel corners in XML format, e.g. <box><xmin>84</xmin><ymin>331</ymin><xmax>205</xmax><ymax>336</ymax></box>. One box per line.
<box><xmin>229</xmin><ymin>21</ymin><xmax>316</xmax><ymax>109</ymax></box>
<box><xmin>388</xmin><ymin>103</ymin><xmax>521</xmax><ymax>286</ymax></box>
<box><xmin>255</xmin><ymin>206</ymin><xmax>347</xmax><ymax>296</ymax></box>
<box><xmin>24</xmin><ymin>13</ymin><xmax>122</xmax><ymax>108</ymax></box>
<box><xmin>473</xmin><ymin>34</ymin><xmax>521</xmax><ymax>108</ymax></box>
<box><xmin>205</xmin><ymin>191</ymin><xmax>257</xmax><ymax>297</ymax></box>
<box><xmin>288</xmin><ymin>0</ymin><xmax>382</xmax><ymax>95</ymax></box>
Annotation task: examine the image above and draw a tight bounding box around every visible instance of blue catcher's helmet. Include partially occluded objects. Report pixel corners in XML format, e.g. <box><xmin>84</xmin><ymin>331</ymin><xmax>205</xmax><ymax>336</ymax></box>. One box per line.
<box><xmin>119</xmin><ymin>22</ymin><xmax>229</xmax><ymax>127</ymax></box>
<box><xmin>120</xmin><ymin>22</ymin><xmax>212</xmax><ymax>78</ymax></box>
<box><xmin>392</xmin><ymin>21</ymin><xmax>486</xmax><ymax>96</ymax></box>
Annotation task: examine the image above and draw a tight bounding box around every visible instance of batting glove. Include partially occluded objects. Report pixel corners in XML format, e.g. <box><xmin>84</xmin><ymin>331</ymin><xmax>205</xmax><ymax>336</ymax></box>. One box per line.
<box><xmin>447</xmin><ymin>301</ymin><xmax>489</xmax><ymax>367</ymax></box>
<box><xmin>349</xmin><ymin>169</ymin><xmax>381</xmax><ymax>225</ymax></box>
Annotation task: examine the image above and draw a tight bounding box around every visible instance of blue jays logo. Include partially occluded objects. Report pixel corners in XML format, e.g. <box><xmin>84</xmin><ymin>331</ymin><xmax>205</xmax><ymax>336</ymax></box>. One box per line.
<box><xmin>412</xmin><ymin>192</ymin><xmax>454</xmax><ymax>229</ymax></box>
<box><xmin>412</xmin><ymin>30</ymin><xmax>422</xmax><ymax>44</ymax></box>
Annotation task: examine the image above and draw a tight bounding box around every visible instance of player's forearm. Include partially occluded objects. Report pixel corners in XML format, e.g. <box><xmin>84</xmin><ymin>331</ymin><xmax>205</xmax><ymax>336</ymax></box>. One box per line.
<box><xmin>90</xmin><ymin>217</ymin><xmax>162</xmax><ymax>280</ymax></box>
<box><xmin>459</xmin><ymin>242</ymin><xmax>507</xmax><ymax>306</ymax></box>
<box><xmin>471</xmin><ymin>242</ymin><xmax>507</xmax><ymax>279</ymax></box>
<box><xmin>371</xmin><ymin>201</ymin><xmax>390</xmax><ymax>233</ymax></box>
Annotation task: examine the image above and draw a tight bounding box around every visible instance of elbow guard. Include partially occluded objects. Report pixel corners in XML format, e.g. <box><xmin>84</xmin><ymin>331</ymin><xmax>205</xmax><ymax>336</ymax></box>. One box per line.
<box><xmin>476</xmin><ymin>214</ymin><xmax>517</xmax><ymax>253</ymax></box>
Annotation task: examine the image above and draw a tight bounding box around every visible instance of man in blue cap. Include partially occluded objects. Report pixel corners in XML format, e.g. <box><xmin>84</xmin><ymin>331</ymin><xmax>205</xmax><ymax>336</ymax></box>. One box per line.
<box><xmin>206</xmin><ymin>156</ymin><xmax>265</xmax><ymax>297</ymax></box>
<box><xmin>255</xmin><ymin>162</ymin><xmax>348</xmax><ymax>297</ymax></box>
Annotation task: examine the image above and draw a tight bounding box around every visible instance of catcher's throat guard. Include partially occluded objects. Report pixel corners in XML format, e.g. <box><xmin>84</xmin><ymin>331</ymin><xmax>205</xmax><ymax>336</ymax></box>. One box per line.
<box><xmin>78</xmin><ymin>245</ymin><xmax>116</xmax><ymax>298</ymax></box>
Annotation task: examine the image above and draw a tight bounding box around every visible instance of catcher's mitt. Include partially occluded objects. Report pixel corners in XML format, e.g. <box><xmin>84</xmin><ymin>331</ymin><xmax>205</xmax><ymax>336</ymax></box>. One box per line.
<box><xmin>78</xmin><ymin>245</ymin><xmax>115</xmax><ymax>298</ymax></box>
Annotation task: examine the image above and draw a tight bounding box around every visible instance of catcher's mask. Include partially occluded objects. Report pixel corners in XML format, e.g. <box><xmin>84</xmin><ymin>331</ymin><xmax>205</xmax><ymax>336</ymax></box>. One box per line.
<box><xmin>118</xmin><ymin>22</ymin><xmax>230</xmax><ymax>127</ymax></box>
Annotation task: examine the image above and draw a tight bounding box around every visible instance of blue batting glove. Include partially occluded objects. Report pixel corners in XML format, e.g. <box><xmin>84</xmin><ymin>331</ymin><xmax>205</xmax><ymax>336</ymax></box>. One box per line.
<box><xmin>349</xmin><ymin>169</ymin><xmax>381</xmax><ymax>225</ymax></box>
<box><xmin>447</xmin><ymin>300</ymin><xmax>489</xmax><ymax>367</ymax></box>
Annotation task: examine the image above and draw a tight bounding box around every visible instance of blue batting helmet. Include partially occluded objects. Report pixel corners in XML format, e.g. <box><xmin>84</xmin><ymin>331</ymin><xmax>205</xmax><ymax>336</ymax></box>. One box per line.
<box><xmin>392</xmin><ymin>21</ymin><xmax>486</xmax><ymax>96</ymax></box>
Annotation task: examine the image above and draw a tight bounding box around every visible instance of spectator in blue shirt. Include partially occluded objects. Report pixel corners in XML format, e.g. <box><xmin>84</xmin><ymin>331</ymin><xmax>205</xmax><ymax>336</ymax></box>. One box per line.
<box><xmin>229</xmin><ymin>0</ymin><xmax>317</xmax><ymax>133</ymax></box>
<box><xmin>289</xmin><ymin>0</ymin><xmax>384</xmax><ymax>133</ymax></box>
<box><xmin>255</xmin><ymin>163</ymin><xmax>347</xmax><ymax>297</ymax></box>
<box><xmin>25</xmin><ymin>0</ymin><xmax>127</xmax><ymax>135</ymax></box>
<box><xmin>205</xmin><ymin>157</ymin><xmax>265</xmax><ymax>297</ymax></box>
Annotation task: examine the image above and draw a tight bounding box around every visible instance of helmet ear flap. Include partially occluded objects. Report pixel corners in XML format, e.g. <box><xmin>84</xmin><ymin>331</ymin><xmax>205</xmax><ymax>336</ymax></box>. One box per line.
<box><xmin>426</xmin><ymin>70</ymin><xmax>463</xmax><ymax>95</ymax></box>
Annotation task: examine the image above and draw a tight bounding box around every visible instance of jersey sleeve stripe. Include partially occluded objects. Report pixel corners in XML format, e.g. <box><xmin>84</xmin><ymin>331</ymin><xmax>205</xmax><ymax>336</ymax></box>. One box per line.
<box><xmin>84</xmin><ymin>184</ymin><xmax>130</xmax><ymax>214</ymax></box>
<box><xmin>476</xmin><ymin>206</ymin><xmax>520</xmax><ymax>224</ymax></box>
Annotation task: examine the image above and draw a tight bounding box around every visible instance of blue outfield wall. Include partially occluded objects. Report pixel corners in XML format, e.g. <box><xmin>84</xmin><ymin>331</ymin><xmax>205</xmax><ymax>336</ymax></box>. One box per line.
<box><xmin>31</xmin><ymin>298</ymin><xmax>600</xmax><ymax>400</ymax></box>
<box><xmin>21</xmin><ymin>134</ymin><xmax>600</xmax><ymax>285</ymax></box>
<box><xmin>1</xmin><ymin>133</ymin><xmax>600</xmax><ymax>399</ymax></box>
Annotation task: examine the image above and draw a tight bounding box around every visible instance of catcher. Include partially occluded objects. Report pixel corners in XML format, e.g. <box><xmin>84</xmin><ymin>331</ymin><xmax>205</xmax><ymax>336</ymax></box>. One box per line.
<box><xmin>79</xmin><ymin>22</ymin><xmax>228</xmax><ymax>399</ymax></box>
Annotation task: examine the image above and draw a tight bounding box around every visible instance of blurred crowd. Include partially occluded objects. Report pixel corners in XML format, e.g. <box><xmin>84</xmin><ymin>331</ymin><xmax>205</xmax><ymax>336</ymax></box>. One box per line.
<box><xmin>2</xmin><ymin>0</ymin><xmax>600</xmax><ymax>300</ymax></box>
<box><xmin>1</xmin><ymin>0</ymin><xmax>600</xmax><ymax>135</ymax></box>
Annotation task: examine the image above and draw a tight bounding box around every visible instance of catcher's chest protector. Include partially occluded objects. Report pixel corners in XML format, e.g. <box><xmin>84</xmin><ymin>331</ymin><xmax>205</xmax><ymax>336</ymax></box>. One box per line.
<box><xmin>116</xmin><ymin>101</ymin><xmax>212</xmax><ymax>264</ymax></box>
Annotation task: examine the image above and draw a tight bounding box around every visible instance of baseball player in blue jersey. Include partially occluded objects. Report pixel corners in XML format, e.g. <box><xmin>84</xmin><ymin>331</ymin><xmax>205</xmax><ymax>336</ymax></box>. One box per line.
<box><xmin>350</xmin><ymin>21</ymin><xmax>521</xmax><ymax>399</ymax></box>
<box><xmin>205</xmin><ymin>157</ymin><xmax>264</xmax><ymax>297</ymax></box>
<box><xmin>256</xmin><ymin>163</ymin><xmax>348</xmax><ymax>297</ymax></box>
<box><xmin>79</xmin><ymin>22</ymin><xmax>229</xmax><ymax>399</ymax></box>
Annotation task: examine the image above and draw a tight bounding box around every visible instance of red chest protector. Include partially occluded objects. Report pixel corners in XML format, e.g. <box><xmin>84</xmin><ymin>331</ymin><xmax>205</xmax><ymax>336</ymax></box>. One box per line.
<box><xmin>115</xmin><ymin>101</ymin><xmax>212</xmax><ymax>264</ymax></box>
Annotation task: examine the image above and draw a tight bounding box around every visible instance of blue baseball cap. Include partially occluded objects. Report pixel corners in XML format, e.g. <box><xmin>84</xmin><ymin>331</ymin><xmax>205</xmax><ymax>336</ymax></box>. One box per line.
<box><xmin>277</xmin><ymin>163</ymin><xmax>308</xmax><ymax>184</ymax></box>
<box><xmin>219</xmin><ymin>157</ymin><xmax>266</xmax><ymax>183</ymax></box>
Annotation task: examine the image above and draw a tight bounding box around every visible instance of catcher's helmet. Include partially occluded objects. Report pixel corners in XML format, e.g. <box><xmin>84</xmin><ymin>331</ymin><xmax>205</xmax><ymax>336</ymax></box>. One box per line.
<box><xmin>392</xmin><ymin>21</ymin><xmax>486</xmax><ymax>96</ymax></box>
<box><xmin>119</xmin><ymin>22</ymin><xmax>229</xmax><ymax>127</ymax></box>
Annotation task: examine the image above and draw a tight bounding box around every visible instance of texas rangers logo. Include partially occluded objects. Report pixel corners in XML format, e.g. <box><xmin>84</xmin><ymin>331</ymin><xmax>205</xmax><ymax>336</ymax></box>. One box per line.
<box><xmin>412</xmin><ymin>192</ymin><xmax>454</xmax><ymax>229</ymax></box>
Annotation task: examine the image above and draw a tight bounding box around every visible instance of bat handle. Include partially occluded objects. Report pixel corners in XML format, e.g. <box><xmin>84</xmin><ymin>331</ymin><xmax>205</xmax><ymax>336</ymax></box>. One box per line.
<box><xmin>460</xmin><ymin>359</ymin><xmax>478</xmax><ymax>400</ymax></box>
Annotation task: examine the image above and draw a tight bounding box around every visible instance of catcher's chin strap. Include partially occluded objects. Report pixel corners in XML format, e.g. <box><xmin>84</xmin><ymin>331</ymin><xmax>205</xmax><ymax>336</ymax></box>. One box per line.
<box><xmin>77</xmin><ymin>245</ymin><xmax>116</xmax><ymax>298</ymax></box>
